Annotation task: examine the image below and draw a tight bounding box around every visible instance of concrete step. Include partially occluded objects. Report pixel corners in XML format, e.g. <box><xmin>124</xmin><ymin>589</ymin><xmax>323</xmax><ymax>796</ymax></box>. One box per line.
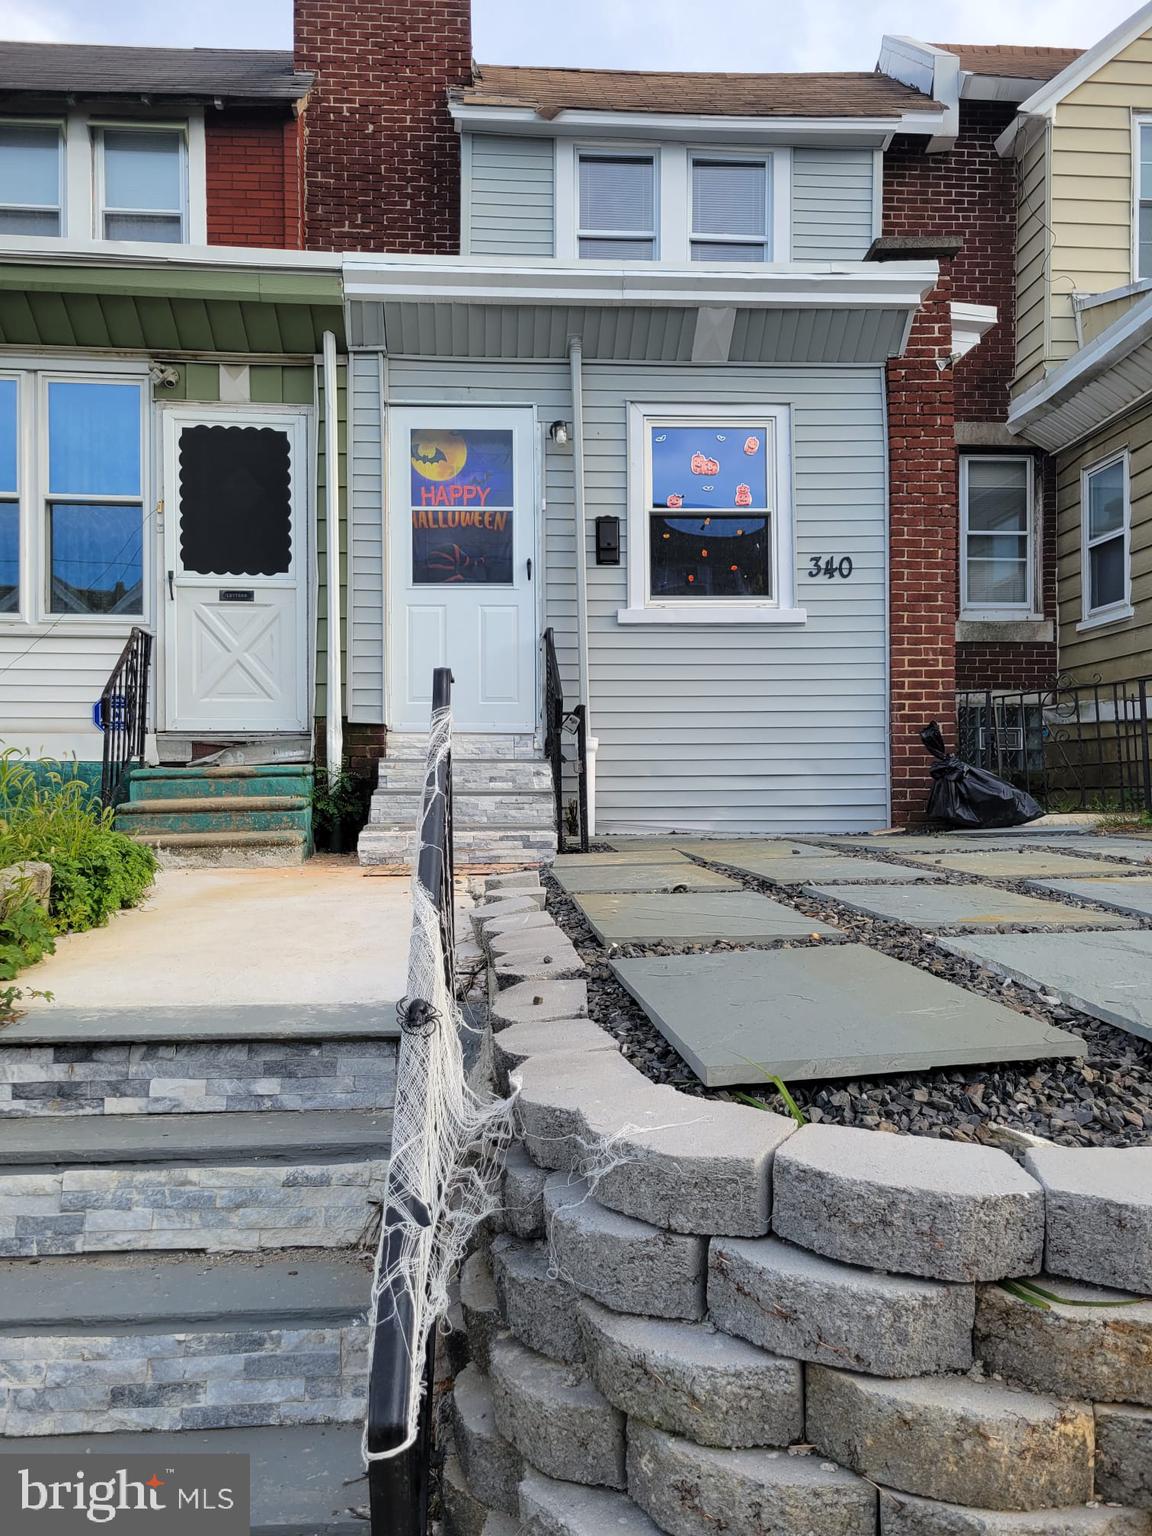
<box><xmin>119</xmin><ymin>797</ymin><xmax>310</xmax><ymax>836</ymax></box>
<box><xmin>0</xmin><ymin>1423</ymin><xmax>369</xmax><ymax>1531</ymax></box>
<box><xmin>0</xmin><ymin>1254</ymin><xmax>370</xmax><ymax>1437</ymax></box>
<box><xmin>369</xmin><ymin>789</ymin><xmax>554</xmax><ymax>829</ymax></box>
<box><xmin>125</xmin><ymin>829</ymin><xmax>310</xmax><ymax>867</ymax></box>
<box><xmin>129</xmin><ymin>765</ymin><xmax>314</xmax><ymax>801</ymax></box>
<box><xmin>0</xmin><ymin>1112</ymin><xmax>390</xmax><ymax>1262</ymax></box>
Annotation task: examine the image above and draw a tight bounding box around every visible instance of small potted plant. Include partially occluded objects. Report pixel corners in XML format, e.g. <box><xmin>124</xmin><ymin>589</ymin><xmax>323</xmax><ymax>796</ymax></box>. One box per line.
<box><xmin>312</xmin><ymin>769</ymin><xmax>367</xmax><ymax>854</ymax></box>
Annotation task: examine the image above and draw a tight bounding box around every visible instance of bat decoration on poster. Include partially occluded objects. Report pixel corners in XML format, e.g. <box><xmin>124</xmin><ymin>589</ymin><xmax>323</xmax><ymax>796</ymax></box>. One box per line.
<box><xmin>412</xmin><ymin>445</ymin><xmax>448</xmax><ymax>467</ymax></box>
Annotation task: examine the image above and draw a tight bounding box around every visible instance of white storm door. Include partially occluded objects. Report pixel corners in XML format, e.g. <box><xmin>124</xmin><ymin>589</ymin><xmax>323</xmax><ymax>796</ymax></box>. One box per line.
<box><xmin>163</xmin><ymin>408</ymin><xmax>308</xmax><ymax>733</ymax></box>
<box><xmin>387</xmin><ymin>407</ymin><xmax>537</xmax><ymax>732</ymax></box>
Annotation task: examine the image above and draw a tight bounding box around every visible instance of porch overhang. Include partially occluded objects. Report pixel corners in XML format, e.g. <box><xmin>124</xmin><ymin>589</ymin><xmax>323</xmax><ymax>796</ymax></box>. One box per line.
<box><xmin>1007</xmin><ymin>291</ymin><xmax>1152</xmax><ymax>452</ymax></box>
<box><xmin>342</xmin><ymin>256</ymin><xmax>938</xmax><ymax>365</ymax></box>
<box><xmin>0</xmin><ymin>238</ymin><xmax>346</xmax><ymax>355</ymax></box>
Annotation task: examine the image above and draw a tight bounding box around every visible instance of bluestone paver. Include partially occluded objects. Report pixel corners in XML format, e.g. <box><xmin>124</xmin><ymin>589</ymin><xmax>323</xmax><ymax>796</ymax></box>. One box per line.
<box><xmin>809</xmin><ymin>882</ymin><xmax>1133</xmax><ymax>930</ymax></box>
<box><xmin>1032</xmin><ymin>835</ymin><xmax>1152</xmax><ymax>864</ymax></box>
<box><xmin>940</xmin><ymin>930</ymin><xmax>1152</xmax><ymax>1045</ymax></box>
<box><xmin>572</xmin><ymin>890</ymin><xmax>839</xmax><ymax>945</ymax></box>
<box><xmin>903</xmin><ymin>850</ymin><xmax>1137</xmax><ymax>879</ymax></box>
<box><xmin>552</xmin><ymin>849</ymin><xmax>691</xmax><ymax>867</ymax></box>
<box><xmin>1029</xmin><ymin>877</ymin><xmax>1152</xmax><ymax>919</ymax></box>
<box><xmin>610</xmin><ymin>944</ymin><xmax>1085</xmax><ymax>1086</ymax></box>
<box><xmin>551</xmin><ymin>862</ymin><xmax>740</xmax><ymax>895</ymax></box>
<box><xmin>720</xmin><ymin>854</ymin><xmax>944</xmax><ymax>884</ymax></box>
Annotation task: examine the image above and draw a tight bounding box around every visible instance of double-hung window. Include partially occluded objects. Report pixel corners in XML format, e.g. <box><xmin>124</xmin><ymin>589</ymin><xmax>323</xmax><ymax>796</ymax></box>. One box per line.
<box><xmin>690</xmin><ymin>156</ymin><xmax>771</xmax><ymax>262</ymax></box>
<box><xmin>0</xmin><ymin>122</ymin><xmax>63</xmax><ymax>235</ymax></box>
<box><xmin>1136</xmin><ymin>118</ymin><xmax>1152</xmax><ymax>280</ymax></box>
<box><xmin>96</xmin><ymin>127</ymin><xmax>186</xmax><ymax>243</ymax></box>
<box><xmin>46</xmin><ymin>380</ymin><xmax>145</xmax><ymax>616</ymax></box>
<box><xmin>960</xmin><ymin>456</ymin><xmax>1034</xmax><ymax>615</ymax></box>
<box><xmin>578</xmin><ymin>153</ymin><xmax>657</xmax><ymax>259</ymax></box>
<box><xmin>1081</xmin><ymin>451</ymin><xmax>1131</xmax><ymax>624</ymax></box>
<box><xmin>0</xmin><ymin>379</ymin><xmax>18</xmax><ymax>612</ymax></box>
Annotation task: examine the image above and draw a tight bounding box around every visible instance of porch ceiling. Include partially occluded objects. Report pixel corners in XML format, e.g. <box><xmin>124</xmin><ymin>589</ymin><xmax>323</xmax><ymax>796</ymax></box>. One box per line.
<box><xmin>0</xmin><ymin>262</ymin><xmax>345</xmax><ymax>354</ymax></box>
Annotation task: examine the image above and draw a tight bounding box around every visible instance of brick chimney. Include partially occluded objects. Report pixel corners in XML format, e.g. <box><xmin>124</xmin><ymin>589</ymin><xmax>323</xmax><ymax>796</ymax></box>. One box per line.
<box><xmin>294</xmin><ymin>0</ymin><xmax>473</xmax><ymax>253</ymax></box>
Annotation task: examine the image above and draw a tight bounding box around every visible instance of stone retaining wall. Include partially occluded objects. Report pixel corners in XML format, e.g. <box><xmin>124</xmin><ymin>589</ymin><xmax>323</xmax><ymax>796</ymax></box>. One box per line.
<box><xmin>0</xmin><ymin>1322</ymin><xmax>368</xmax><ymax>1437</ymax></box>
<box><xmin>0</xmin><ymin>1041</ymin><xmax>397</xmax><ymax>1116</ymax></box>
<box><xmin>0</xmin><ymin>1159</ymin><xmax>385</xmax><ymax>1257</ymax></box>
<box><xmin>446</xmin><ymin>872</ymin><xmax>1152</xmax><ymax>1536</ymax></box>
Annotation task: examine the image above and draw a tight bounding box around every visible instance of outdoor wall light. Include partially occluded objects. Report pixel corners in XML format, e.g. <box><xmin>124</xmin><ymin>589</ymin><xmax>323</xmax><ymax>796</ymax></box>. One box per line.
<box><xmin>548</xmin><ymin>420</ymin><xmax>572</xmax><ymax>445</ymax></box>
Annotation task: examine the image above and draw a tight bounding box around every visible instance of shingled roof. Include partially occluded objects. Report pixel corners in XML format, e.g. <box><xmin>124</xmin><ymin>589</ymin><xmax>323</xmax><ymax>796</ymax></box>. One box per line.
<box><xmin>0</xmin><ymin>41</ymin><xmax>312</xmax><ymax>102</ymax></box>
<box><xmin>461</xmin><ymin>64</ymin><xmax>942</xmax><ymax>118</ymax></box>
<box><xmin>933</xmin><ymin>43</ymin><xmax>1083</xmax><ymax>80</ymax></box>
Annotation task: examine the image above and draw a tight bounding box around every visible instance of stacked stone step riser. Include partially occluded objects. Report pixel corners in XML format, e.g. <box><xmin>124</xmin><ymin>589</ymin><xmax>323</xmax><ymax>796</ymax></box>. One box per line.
<box><xmin>359</xmin><ymin>828</ymin><xmax>557</xmax><ymax>868</ymax></box>
<box><xmin>384</xmin><ymin>733</ymin><xmax>540</xmax><ymax>761</ymax></box>
<box><xmin>369</xmin><ymin>791</ymin><xmax>555</xmax><ymax>829</ymax></box>
<box><xmin>375</xmin><ymin>760</ymin><xmax>553</xmax><ymax>793</ymax></box>
<box><xmin>440</xmin><ymin>871</ymin><xmax>1152</xmax><ymax>1536</ymax></box>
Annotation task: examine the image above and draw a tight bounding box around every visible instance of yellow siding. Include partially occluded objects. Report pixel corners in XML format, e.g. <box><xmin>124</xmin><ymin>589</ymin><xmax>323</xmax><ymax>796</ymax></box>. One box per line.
<box><xmin>1015</xmin><ymin>126</ymin><xmax>1051</xmax><ymax>391</ymax></box>
<box><xmin>1056</xmin><ymin>401</ymin><xmax>1152</xmax><ymax>683</ymax></box>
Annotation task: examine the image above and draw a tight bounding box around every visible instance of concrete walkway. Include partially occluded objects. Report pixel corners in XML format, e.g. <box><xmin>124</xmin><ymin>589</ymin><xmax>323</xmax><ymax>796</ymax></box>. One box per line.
<box><xmin>17</xmin><ymin>861</ymin><xmax>412</xmax><ymax>1011</ymax></box>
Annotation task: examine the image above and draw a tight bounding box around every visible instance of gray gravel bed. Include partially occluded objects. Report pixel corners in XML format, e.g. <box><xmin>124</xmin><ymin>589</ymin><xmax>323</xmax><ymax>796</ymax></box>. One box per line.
<box><xmin>538</xmin><ymin>846</ymin><xmax>1152</xmax><ymax>1150</ymax></box>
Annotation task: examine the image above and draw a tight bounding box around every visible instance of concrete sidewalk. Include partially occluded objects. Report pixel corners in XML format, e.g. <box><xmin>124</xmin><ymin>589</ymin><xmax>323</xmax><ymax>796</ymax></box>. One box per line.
<box><xmin>16</xmin><ymin>861</ymin><xmax>412</xmax><ymax>1011</ymax></box>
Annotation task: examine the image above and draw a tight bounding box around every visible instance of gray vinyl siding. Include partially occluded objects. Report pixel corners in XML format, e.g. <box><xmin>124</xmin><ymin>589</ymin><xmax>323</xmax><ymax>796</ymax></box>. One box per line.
<box><xmin>466</xmin><ymin>135</ymin><xmax>555</xmax><ymax>258</ymax></box>
<box><xmin>348</xmin><ymin>351</ymin><xmax>385</xmax><ymax>723</ymax></box>
<box><xmin>371</xmin><ymin>358</ymin><xmax>888</xmax><ymax>834</ymax></box>
<box><xmin>790</xmin><ymin>148</ymin><xmax>876</xmax><ymax>260</ymax></box>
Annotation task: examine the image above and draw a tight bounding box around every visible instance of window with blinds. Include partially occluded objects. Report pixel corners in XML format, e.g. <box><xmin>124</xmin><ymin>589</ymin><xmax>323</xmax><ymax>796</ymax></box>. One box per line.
<box><xmin>690</xmin><ymin>157</ymin><xmax>771</xmax><ymax>261</ymax></box>
<box><xmin>577</xmin><ymin>153</ymin><xmax>657</xmax><ymax>259</ymax></box>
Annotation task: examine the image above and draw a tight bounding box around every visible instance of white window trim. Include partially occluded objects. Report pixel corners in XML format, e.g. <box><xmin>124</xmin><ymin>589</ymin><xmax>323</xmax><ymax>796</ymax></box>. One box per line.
<box><xmin>687</xmin><ymin>150</ymin><xmax>774</xmax><ymax>262</ymax></box>
<box><xmin>0</xmin><ymin>118</ymin><xmax>65</xmax><ymax>236</ymax></box>
<box><xmin>91</xmin><ymin>118</ymin><xmax>194</xmax><ymax>245</ymax></box>
<box><xmin>1133</xmin><ymin>112</ymin><xmax>1152</xmax><ymax>284</ymax></box>
<box><xmin>1078</xmin><ymin>447</ymin><xmax>1134</xmax><ymax>630</ymax></box>
<box><xmin>556</xmin><ymin>139</ymin><xmax>790</xmax><ymax>265</ymax></box>
<box><xmin>959</xmin><ymin>453</ymin><xmax>1038</xmax><ymax>620</ymax></box>
<box><xmin>0</xmin><ymin>364</ymin><xmax>151</xmax><ymax>627</ymax></box>
<box><xmin>571</xmin><ymin>142</ymin><xmax>661</xmax><ymax>260</ymax></box>
<box><xmin>618</xmin><ymin>401</ymin><xmax>803</xmax><ymax>626</ymax></box>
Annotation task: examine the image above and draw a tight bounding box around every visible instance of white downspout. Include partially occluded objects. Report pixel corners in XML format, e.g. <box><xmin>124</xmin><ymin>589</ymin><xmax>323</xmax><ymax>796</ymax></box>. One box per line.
<box><xmin>568</xmin><ymin>336</ymin><xmax>597</xmax><ymax>834</ymax></box>
<box><xmin>322</xmin><ymin>330</ymin><xmax>343</xmax><ymax>782</ymax></box>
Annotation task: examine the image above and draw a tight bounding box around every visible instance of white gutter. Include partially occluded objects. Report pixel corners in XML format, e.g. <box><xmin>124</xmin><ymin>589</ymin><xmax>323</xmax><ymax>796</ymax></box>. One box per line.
<box><xmin>568</xmin><ymin>336</ymin><xmax>596</xmax><ymax>835</ymax></box>
<box><xmin>0</xmin><ymin>233</ymin><xmax>343</xmax><ymax>274</ymax></box>
<box><xmin>342</xmin><ymin>255</ymin><xmax>939</xmax><ymax>311</ymax></box>
<box><xmin>322</xmin><ymin>329</ymin><xmax>343</xmax><ymax>783</ymax></box>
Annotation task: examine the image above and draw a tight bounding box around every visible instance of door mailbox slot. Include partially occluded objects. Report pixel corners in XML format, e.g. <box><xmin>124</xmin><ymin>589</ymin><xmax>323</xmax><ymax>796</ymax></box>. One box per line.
<box><xmin>218</xmin><ymin>589</ymin><xmax>255</xmax><ymax>602</ymax></box>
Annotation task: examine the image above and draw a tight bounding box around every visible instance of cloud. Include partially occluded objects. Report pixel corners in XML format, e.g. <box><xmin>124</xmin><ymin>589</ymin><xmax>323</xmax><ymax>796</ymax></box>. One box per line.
<box><xmin>0</xmin><ymin>0</ymin><xmax>71</xmax><ymax>42</ymax></box>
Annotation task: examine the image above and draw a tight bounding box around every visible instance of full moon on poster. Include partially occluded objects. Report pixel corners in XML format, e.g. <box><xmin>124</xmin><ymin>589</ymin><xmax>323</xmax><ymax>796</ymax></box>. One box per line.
<box><xmin>410</xmin><ymin>428</ymin><xmax>514</xmax><ymax>585</ymax></box>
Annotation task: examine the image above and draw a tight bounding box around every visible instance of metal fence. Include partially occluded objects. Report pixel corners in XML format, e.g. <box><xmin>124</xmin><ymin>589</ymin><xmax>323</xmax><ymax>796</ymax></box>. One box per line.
<box><xmin>542</xmin><ymin>627</ymin><xmax>589</xmax><ymax>853</ymax></box>
<box><xmin>956</xmin><ymin>675</ymin><xmax>1152</xmax><ymax>816</ymax></box>
<box><xmin>99</xmin><ymin>627</ymin><xmax>152</xmax><ymax>808</ymax></box>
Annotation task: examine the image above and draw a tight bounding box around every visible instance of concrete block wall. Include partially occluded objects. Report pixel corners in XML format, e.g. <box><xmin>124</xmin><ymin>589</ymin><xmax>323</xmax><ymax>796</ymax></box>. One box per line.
<box><xmin>0</xmin><ymin>1041</ymin><xmax>397</xmax><ymax>1116</ymax></box>
<box><xmin>447</xmin><ymin>876</ymin><xmax>1152</xmax><ymax>1536</ymax></box>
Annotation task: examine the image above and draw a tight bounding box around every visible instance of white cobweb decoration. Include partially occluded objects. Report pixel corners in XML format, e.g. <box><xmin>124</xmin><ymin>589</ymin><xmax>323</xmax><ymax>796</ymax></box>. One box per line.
<box><xmin>363</xmin><ymin>700</ymin><xmax>515</xmax><ymax>1461</ymax></box>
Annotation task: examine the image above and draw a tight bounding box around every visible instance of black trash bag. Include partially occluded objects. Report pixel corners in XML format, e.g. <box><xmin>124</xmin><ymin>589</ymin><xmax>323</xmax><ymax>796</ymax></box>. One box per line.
<box><xmin>919</xmin><ymin>721</ymin><xmax>1044</xmax><ymax>829</ymax></box>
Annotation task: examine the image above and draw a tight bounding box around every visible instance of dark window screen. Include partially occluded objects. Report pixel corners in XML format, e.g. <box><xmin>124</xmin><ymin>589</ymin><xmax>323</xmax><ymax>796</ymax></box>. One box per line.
<box><xmin>178</xmin><ymin>425</ymin><xmax>292</xmax><ymax>577</ymax></box>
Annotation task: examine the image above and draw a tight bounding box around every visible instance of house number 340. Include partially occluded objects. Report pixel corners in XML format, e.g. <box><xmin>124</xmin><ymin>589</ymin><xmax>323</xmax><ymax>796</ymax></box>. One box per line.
<box><xmin>807</xmin><ymin>555</ymin><xmax>854</xmax><ymax>579</ymax></box>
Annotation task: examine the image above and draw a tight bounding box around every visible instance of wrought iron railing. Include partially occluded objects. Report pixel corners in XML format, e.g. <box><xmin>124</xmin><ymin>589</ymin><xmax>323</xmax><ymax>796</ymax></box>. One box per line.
<box><xmin>542</xmin><ymin>627</ymin><xmax>589</xmax><ymax>853</ymax></box>
<box><xmin>98</xmin><ymin>627</ymin><xmax>152</xmax><ymax>808</ymax></box>
<box><xmin>956</xmin><ymin>674</ymin><xmax>1152</xmax><ymax>816</ymax></box>
<box><xmin>367</xmin><ymin>666</ymin><xmax>454</xmax><ymax>1536</ymax></box>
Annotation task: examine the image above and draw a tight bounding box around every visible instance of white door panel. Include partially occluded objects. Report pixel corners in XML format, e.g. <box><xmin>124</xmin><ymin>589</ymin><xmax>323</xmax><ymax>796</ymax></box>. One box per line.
<box><xmin>388</xmin><ymin>408</ymin><xmax>536</xmax><ymax>732</ymax></box>
<box><xmin>163</xmin><ymin>409</ymin><xmax>308</xmax><ymax>733</ymax></box>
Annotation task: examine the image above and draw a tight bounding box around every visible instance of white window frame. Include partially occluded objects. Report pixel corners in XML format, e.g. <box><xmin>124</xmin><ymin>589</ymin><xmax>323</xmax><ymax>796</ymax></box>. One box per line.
<box><xmin>0</xmin><ymin>118</ymin><xmax>66</xmax><ymax>236</ymax></box>
<box><xmin>1133</xmin><ymin>113</ymin><xmax>1152</xmax><ymax>282</ymax></box>
<box><xmin>959</xmin><ymin>454</ymin><xmax>1037</xmax><ymax>619</ymax></box>
<box><xmin>688</xmin><ymin>151</ymin><xmax>773</xmax><ymax>263</ymax></box>
<box><xmin>1079</xmin><ymin>448</ymin><xmax>1133</xmax><ymax>630</ymax></box>
<box><xmin>0</xmin><ymin>362</ymin><xmax>152</xmax><ymax>628</ymax></box>
<box><xmin>619</xmin><ymin>401</ymin><xmax>803</xmax><ymax>625</ymax></box>
<box><xmin>92</xmin><ymin>120</ymin><xmax>189</xmax><ymax>245</ymax></box>
<box><xmin>556</xmin><ymin>139</ymin><xmax>790</xmax><ymax>264</ymax></box>
<box><xmin>574</xmin><ymin>146</ymin><xmax>660</xmax><ymax>261</ymax></box>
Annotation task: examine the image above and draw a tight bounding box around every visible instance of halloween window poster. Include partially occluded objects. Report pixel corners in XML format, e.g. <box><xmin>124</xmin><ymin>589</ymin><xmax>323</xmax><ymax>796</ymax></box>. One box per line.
<box><xmin>648</xmin><ymin>425</ymin><xmax>772</xmax><ymax>598</ymax></box>
<box><xmin>410</xmin><ymin>428</ymin><xmax>514</xmax><ymax>585</ymax></box>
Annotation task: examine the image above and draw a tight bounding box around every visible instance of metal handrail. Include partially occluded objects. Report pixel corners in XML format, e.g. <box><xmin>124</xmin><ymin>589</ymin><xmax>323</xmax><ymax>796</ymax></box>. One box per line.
<box><xmin>99</xmin><ymin>627</ymin><xmax>152</xmax><ymax>808</ymax></box>
<box><xmin>367</xmin><ymin>666</ymin><xmax>454</xmax><ymax>1536</ymax></box>
<box><xmin>542</xmin><ymin>628</ymin><xmax>589</xmax><ymax>853</ymax></box>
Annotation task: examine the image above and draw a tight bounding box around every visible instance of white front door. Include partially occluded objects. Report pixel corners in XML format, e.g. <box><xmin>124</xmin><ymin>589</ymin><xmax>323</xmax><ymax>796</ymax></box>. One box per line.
<box><xmin>387</xmin><ymin>407</ymin><xmax>537</xmax><ymax>732</ymax></box>
<box><xmin>163</xmin><ymin>407</ymin><xmax>309</xmax><ymax>733</ymax></box>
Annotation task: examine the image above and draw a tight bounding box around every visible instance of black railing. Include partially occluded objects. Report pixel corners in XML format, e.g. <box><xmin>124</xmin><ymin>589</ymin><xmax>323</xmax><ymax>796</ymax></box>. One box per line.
<box><xmin>542</xmin><ymin>628</ymin><xmax>589</xmax><ymax>853</ymax></box>
<box><xmin>957</xmin><ymin>675</ymin><xmax>1152</xmax><ymax>816</ymax></box>
<box><xmin>99</xmin><ymin>627</ymin><xmax>152</xmax><ymax>808</ymax></box>
<box><xmin>367</xmin><ymin>666</ymin><xmax>454</xmax><ymax>1536</ymax></box>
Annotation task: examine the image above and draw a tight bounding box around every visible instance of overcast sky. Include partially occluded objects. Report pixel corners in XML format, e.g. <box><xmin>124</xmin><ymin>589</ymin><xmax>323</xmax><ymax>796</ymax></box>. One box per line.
<box><xmin>0</xmin><ymin>0</ymin><xmax>1134</xmax><ymax>70</ymax></box>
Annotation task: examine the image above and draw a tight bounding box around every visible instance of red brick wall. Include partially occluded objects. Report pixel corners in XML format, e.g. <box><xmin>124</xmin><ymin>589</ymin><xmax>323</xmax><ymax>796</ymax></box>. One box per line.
<box><xmin>886</xmin><ymin>272</ymin><xmax>960</xmax><ymax>825</ymax></box>
<box><xmin>293</xmin><ymin>0</ymin><xmax>472</xmax><ymax>253</ymax></box>
<box><xmin>205</xmin><ymin>112</ymin><xmax>302</xmax><ymax>248</ymax></box>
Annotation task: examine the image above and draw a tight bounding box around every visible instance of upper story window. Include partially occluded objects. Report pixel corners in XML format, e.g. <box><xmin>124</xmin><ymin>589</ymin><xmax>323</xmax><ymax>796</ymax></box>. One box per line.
<box><xmin>691</xmin><ymin>157</ymin><xmax>771</xmax><ymax>262</ymax></box>
<box><xmin>578</xmin><ymin>153</ymin><xmax>656</xmax><ymax>259</ymax></box>
<box><xmin>0</xmin><ymin>123</ymin><xmax>63</xmax><ymax>235</ymax></box>
<box><xmin>1081</xmin><ymin>450</ymin><xmax>1131</xmax><ymax>626</ymax></box>
<box><xmin>98</xmin><ymin>127</ymin><xmax>186</xmax><ymax>243</ymax></box>
<box><xmin>1137</xmin><ymin>119</ymin><xmax>1152</xmax><ymax>280</ymax></box>
<box><xmin>960</xmin><ymin>456</ymin><xmax>1035</xmax><ymax>616</ymax></box>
